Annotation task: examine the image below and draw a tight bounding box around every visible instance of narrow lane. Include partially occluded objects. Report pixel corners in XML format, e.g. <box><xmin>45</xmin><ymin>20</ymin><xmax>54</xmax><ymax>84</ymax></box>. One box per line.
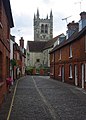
<box><xmin>8</xmin><ymin>76</ymin><xmax>86</xmax><ymax>120</ymax></box>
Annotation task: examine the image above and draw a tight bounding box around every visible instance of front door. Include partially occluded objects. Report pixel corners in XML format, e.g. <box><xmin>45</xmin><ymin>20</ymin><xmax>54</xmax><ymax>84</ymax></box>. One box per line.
<box><xmin>81</xmin><ymin>64</ymin><xmax>84</xmax><ymax>88</ymax></box>
<box><xmin>75</xmin><ymin>65</ymin><xmax>78</xmax><ymax>86</ymax></box>
<box><xmin>62</xmin><ymin>66</ymin><xmax>64</xmax><ymax>82</ymax></box>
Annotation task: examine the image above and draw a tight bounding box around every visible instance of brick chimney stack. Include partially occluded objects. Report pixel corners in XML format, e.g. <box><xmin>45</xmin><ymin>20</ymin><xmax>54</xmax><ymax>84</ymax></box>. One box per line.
<box><xmin>19</xmin><ymin>37</ymin><xmax>24</xmax><ymax>48</ymax></box>
<box><xmin>66</xmin><ymin>21</ymin><xmax>79</xmax><ymax>38</ymax></box>
<box><xmin>80</xmin><ymin>11</ymin><xmax>86</xmax><ymax>20</ymax></box>
<box><xmin>79</xmin><ymin>11</ymin><xmax>86</xmax><ymax>31</ymax></box>
<box><xmin>67</xmin><ymin>21</ymin><xmax>79</xmax><ymax>31</ymax></box>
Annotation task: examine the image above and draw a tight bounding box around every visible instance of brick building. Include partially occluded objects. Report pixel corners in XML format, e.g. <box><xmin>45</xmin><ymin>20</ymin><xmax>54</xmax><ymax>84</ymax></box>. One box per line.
<box><xmin>50</xmin><ymin>12</ymin><xmax>86</xmax><ymax>89</ymax></box>
<box><xmin>14</xmin><ymin>37</ymin><xmax>26</xmax><ymax>79</ymax></box>
<box><xmin>0</xmin><ymin>0</ymin><xmax>14</xmax><ymax>106</ymax></box>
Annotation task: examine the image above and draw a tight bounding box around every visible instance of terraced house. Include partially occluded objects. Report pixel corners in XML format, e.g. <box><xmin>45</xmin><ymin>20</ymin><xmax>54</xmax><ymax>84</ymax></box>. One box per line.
<box><xmin>50</xmin><ymin>12</ymin><xmax>86</xmax><ymax>89</ymax></box>
<box><xmin>0</xmin><ymin>0</ymin><xmax>14</xmax><ymax>106</ymax></box>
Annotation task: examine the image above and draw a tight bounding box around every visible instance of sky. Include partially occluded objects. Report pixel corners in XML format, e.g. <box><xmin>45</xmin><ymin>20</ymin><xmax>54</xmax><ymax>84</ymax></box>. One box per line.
<box><xmin>10</xmin><ymin>0</ymin><xmax>86</xmax><ymax>48</ymax></box>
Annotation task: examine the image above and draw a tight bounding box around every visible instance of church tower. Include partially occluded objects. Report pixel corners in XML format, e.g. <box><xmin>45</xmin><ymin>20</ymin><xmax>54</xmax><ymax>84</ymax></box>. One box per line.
<box><xmin>34</xmin><ymin>9</ymin><xmax>53</xmax><ymax>41</ymax></box>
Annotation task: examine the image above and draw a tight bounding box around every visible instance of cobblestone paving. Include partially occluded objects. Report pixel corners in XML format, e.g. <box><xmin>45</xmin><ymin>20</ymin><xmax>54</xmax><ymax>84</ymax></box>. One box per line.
<box><xmin>1</xmin><ymin>76</ymin><xmax>86</xmax><ymax>120</ymax></box>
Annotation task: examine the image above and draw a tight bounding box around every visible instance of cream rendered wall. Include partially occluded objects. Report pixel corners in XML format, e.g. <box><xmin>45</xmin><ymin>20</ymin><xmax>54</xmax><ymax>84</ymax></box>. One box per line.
<box><xmin>29</xmin><ymin>52</ymin><xmax>43</xmax><ymax>67</ymax></box>
<box><xmin>43</xmin><ymin>47</ymin><xmax>53</xmax><ymax>67</ymax></box>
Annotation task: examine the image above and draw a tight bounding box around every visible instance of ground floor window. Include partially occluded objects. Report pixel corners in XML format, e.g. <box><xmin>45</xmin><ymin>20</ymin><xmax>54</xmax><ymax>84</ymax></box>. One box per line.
<box><xmin>85</xmin><ymin>63</ymin><xmax>86</xmax><ymax>82</ymax></box>
<box><xmin>69</xmin><ymin>64</ymin><xmax>72</xmax><ymax>78</ymax></box>
<box><xmin>59</xmin><ymin>66</ymin><xmax>61</xmax><ymax>76</ymax></box>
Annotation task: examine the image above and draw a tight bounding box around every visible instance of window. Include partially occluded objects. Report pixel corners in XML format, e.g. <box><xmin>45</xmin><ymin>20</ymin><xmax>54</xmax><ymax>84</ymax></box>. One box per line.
<box><xmin>45</xmin><ymin>24</ymin><xmax>48</xmax><ymax>33</ymax></box>
<box><xmin>36</xmin><ymin>59</ymin><xmax>40</xmax><ymax>62</ymax></box>
<box><xmin>59</xmin><ymin>66</ymin><xmax>61</xmax><ymax>76</ymax></box>
<box><xmin>69</xmin><ymin>65</ymin><xmax>72</xmax><ymax>78</ymax></box>
<box><xmin>41</xmin><ymin>24</ymin><xmax>44</xmax><ymax>33</ymax></box>
<box><xmin>59</xmin><ymin>49</ymin><xmax>61</xmax><ymax>60</ymax></box>
<box><xmin>69</xmin><ymin>45</ymin><xmax>72</xmax><ymax>58</ymax></box>
<box><xmin>17</xmin><ymin>53</ymin><xmax>19</xmax><ymax>60</ymax></box>
<box><xmin>51</xmin><ymin>54</ymin><xmax>54</xmax><ymax>62</ymax></box>
<box><xmin>85</xmin><ymin>64</ymin><xmax>86</xmax><ymax>82</ymax></box>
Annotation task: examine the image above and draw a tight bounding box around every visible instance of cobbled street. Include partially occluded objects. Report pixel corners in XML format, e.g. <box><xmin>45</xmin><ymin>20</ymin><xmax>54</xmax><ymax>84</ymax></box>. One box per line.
<box><xmin>1</xmin><ymin>76</ymin><xmax>86</xmax><ymax>120</ymax></box>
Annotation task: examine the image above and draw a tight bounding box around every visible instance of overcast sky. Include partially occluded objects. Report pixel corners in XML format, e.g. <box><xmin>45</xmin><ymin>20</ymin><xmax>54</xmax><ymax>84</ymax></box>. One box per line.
<box><xmin>10</xmin><ymin>0</ymin><xmax>86</xmax><ymax>47</ymax></box>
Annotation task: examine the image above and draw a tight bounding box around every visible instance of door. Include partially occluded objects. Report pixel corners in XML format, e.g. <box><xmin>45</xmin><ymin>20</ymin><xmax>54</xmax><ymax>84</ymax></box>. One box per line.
<box><xmin>62</xmin><ymin>66</ymin><xmax>64</xmax><ymax>82</ymax></box>
<box><xmin>75</xmin><ymin>65</ymin><xmax>78</xmax><ymax>86</ymax></box>
<box><xmin>81</xmin><ymin>64</ymin><xmax>84</xmax><ymax>88</ymax></box>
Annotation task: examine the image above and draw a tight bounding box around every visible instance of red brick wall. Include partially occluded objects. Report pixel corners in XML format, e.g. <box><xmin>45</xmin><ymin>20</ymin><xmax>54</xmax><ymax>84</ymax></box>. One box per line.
<box><xmin>50</xmin><ymin>34</ymin><xmax>86</xmax><ymax>89</ymax></box>
<box><xmin>0</xmin><ymin>0</ymin><xmax>10</xmax><ymax>107</ymax></box>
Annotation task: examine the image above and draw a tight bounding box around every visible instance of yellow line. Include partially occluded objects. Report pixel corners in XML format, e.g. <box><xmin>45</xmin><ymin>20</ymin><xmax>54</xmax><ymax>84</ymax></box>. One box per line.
<box><xmin>6</xmin><ymin>79</ymin><xmax>19</xmax><ymax>120</ymax></box>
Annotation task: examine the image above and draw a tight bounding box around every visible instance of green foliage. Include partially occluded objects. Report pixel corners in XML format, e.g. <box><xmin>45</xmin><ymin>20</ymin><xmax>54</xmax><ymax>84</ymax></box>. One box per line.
<box><xmin>26</xmin><ymin>66</ymin><xmax>35</xmax><ymax>75</ymax></box>
<box><xmin>27</xmin><ymin>52</ymin><xmax>30</xmax><ymax>56</ymax></box>
<box><xmin>10</xmin><ymin>59</ymin><xmax>16</xmax><ymax>68</ymax></box>
<box><xmin>26</xmin><ymin>66</ymin><xmax>50</xmax><ymax>75</ymax></box>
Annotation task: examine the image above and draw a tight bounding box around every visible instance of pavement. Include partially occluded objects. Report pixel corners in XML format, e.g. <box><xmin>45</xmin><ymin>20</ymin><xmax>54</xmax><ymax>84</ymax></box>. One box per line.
<box><xmin>0</xmin><ymin>75</ymin><xmax>86</xmax><ymax>120</ymax></box>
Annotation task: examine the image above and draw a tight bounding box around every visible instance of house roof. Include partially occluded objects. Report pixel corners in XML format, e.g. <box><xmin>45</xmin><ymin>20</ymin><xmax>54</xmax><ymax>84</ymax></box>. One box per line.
<box><xmin>50</xmin><ymin>26</ymin><xmax>86</xmax><ymax>53</ymax></box>
<box><xmin>3</xmin><ymin>0</ymin><xmax>14</xmax><ymax>28</ymax></box>
<box><xmin>27</xmin><ymin>41</ymin><xmax>47</xmax><ymax>52</ymax></box>
<box><xmin>43</xmin><ymin>34</ymin><xmax>64</xmax><ymax>50</ymax></box>
<box><xmin>27</xmin><ymin>34</ymin><xmax>64</xmax><ymax>52</ymax></box>
<box><xmin>10</xmin><ymin>35</ymin><xmax>15</xmax><ymax>42</ymax></box>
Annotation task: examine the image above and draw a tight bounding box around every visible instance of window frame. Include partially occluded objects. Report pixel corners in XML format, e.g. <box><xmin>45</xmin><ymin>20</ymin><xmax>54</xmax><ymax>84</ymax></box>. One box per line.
<box><xmin>69</xmin><ymin>64</ymin><xmax>73</xmax><ymax>79</ymax></box>
<box><xmin>69</xmin><ymin>45</ymin><xmax>72</xmax><ymax>58</ymax></box>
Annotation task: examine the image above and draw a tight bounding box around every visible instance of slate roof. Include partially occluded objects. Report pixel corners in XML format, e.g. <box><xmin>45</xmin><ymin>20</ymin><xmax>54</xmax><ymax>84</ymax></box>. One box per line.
<box><xmin>43</xmin><ymin>35</ymin><xmax>62</xmax><ymax>50</ymax></box>
<box><xmin>28</xmin><ymin>41</ymin><xmax>47</xmax><ymax>52</ymax></box>
<box><xmin>3</xmin><ymin>0</ymin><xmax>14</xmax><ymax>28</ymax></box>
<box><xmin>27</xmin><ymin>34</ymin><xmax>63</xmax><ymax>52</ymax></box>
<box><xmin>50</xmin><ymin>26</ymin><xmax>86</xmax><ymax>53</ymax></box>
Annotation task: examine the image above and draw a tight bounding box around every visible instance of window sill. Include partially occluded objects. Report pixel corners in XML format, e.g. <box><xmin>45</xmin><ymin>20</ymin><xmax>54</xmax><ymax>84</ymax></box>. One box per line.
<box><xmin>50</xmin><ymin>73</ymin><xmax>54</xmax><ymax>76</ymax></box>
<box><xmin>69</xmin><ymin>56</ymin><xmax>73</xmax><ymax>59</ymax></box>
<box><xmin>58</xmin><ymin>75</ymin><xmax>61</xmax><ymax>76</ymax></box>
<box><xmin>69</xmin><ymin>77</ymin><xmax>73</xmax><ymax>79</ymax></box>
<box><xmin>0</xmin><ymin>22</ymin><xmax>3</xmax><ymax>29</ymax></box>
<box><xmin>58</xmin><ymin>59</ymin><xmax>61</xmax><ymax>61</ymax></box>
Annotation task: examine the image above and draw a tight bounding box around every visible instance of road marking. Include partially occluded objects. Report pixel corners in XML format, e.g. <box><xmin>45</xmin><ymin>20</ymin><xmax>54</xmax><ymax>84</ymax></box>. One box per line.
<box><xmin>6</xmin><ymin>79</ymin><xmax>19</xmax><ymax>120</ymax></box>
<box><xmin>32</xmin><ymin>76</ymin><xmax>60</xmax><ymax>120</ymax></box>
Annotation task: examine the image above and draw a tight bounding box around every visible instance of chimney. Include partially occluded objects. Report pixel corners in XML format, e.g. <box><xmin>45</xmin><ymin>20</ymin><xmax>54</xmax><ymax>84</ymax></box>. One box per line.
<box><xmin>66</xmin><ymin>21</ymin><xmax>79</xmax><ymax>39</ymax></box>
<box><xmin>80</xmin><ymin>11</ymin><xmax>86</xmax><ymax>20</ymax></box>
<box><xmin>19</xmin><ymin>37</ymin><xmax>24</xmax><ymax>48</ymax></box>
<box><xmin>79</xmin><ymin>11</ymin><xmax>86</xmax><ymax>31</ymax></box>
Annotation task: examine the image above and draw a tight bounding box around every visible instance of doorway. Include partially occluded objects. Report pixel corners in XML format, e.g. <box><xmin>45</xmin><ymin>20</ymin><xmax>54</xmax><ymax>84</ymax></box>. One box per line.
<box><xmin>75</xmin><ymin>65</ymin><xmax>78</xmax><ymax>86</ymax></box>
<box><xmin>62</xmin><ymin>66</ymin><xmax>64</xmax><ymax>82</ymax></box>
<box><xmin>81</xmin><ymin>64</ymin><xmax>84</xmax><ymax>88</ymax></box>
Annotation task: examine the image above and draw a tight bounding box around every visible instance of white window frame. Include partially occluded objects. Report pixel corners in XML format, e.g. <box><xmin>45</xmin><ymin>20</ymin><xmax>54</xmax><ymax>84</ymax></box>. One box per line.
<box><xmin>52</xmin><ymin>54</ymin><xmax>54</xmax><ymax>62</ymax></box>
<box><xmin>69</xmin><ymin>45</ymin><xmax>72</xmax><ymax>58</ymax></box>
<box><xmin>85</xmin><ymin>63</ymin><xmax>86</xmax><ymax>82</ymax></box>
<box><xmin>59</xmin><ymin>67</ymin><xmax>61</xmax><ymax>76</ymax></box>
<box><xmin>69</xmin><ymin>65</ymin><xmax>72</xmax><ymax>78</ymax></box>
<box><xmin>59</xmin><ymin>49</ymin><xmax>61</xmax><ymax>60</ymax></box>
<box><xmin>85</xmin><ymin>35</ymin><xmax>86</xmax><ymax>52</ymax></box>
<box><xmin>17</xmin><ymin>53</ymin><xmax>19</xmax><ymax>60</ymax></box>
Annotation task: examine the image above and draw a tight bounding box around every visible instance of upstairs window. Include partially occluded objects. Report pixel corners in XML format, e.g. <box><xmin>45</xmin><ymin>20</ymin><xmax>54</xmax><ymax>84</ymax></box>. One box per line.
<box><xmin>45</xmin><ymin>24</ymin><xmax>48</xmax><ymax>33</ymax></box>
<box><xmin>59</xmin><ymin>49</ymin><xmax>61</xmax><ymax>60</ymax></box>
<box><xmin>69</xmin><ymin>45</ymin><xmax>72</xmax><ymax>58</ymax></box>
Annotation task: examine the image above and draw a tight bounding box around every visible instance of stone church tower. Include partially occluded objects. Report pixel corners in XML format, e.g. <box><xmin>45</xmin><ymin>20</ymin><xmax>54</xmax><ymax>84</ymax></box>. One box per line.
<box><xmin>34</xmin><ymin>9</ymin><xmax>53</xmax><ymax>41</ymax></box>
